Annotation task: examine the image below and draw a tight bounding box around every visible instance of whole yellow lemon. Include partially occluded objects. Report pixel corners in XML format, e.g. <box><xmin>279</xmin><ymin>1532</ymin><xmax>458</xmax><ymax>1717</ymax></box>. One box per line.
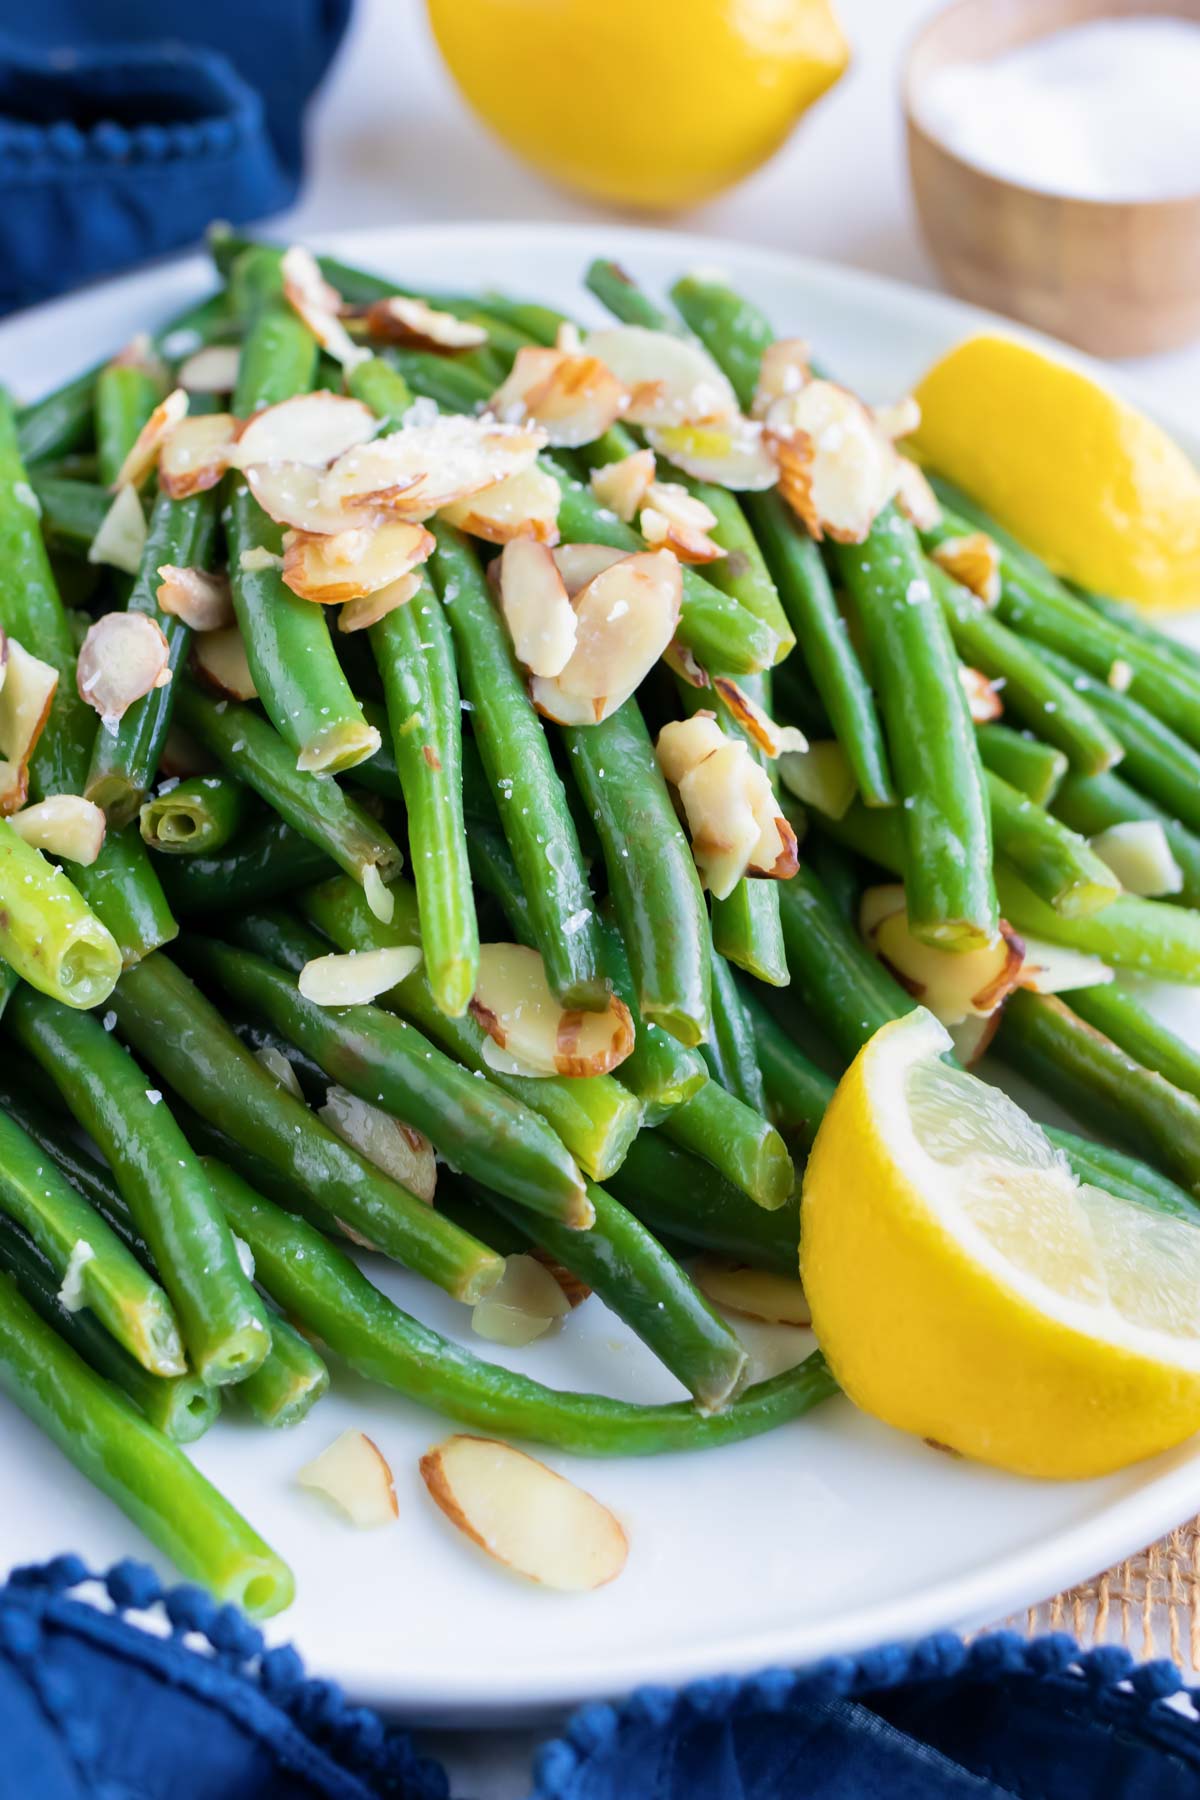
<box><xmin>426</xmin><ymin>0</ymin><xmax>850</xmax><ymax>211</ymax></box>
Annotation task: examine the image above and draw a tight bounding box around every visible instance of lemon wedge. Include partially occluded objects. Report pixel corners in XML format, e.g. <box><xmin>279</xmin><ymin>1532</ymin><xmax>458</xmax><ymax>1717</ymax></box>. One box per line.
<box><xmin>910</xmin><ymin>334</ymin><xmax>1200</xmax><ymax>613</ymax></box>
<box><xmin>801</xmin><ymin>1008</ymin><xmax>1200</xmax><ymax>1477</ymax></box>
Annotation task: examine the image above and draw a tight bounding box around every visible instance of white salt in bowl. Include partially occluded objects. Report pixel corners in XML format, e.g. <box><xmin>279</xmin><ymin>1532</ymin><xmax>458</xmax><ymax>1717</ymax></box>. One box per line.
<box><xmin>904</xmin><ymin>0</ymin><xmax>1200</xmax><ymax>357</ymax></box>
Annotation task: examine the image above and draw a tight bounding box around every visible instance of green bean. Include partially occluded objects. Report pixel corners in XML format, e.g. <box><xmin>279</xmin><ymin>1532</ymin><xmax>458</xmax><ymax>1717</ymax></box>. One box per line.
<box><xmin>565</xmin><ymin>697</ymin><xmax>711</xmax><ymax>1046</ymax></box>
<box><xmin>29</xmin><ymin>475</ymin><xmax>110</xmax><ymax>557</ymax></box>
<box><xmin>995</xmin><ymin>990</ymin><xmax>1200</xmax><ymax>1196</ymax></box>
<box><xmin>805</xmin><ymin>831</ymin><xmax>864</xmax><ymax>923</ymax></box>
<box><xmin>109</xmin><ymin>951</ymin><xmax>503</xmax><ymax>1303</ymax></box>
<box><xmin>739</xmin><ymin>987</ymin><xmax>836</xmax><ymax>1152</ymax></box>
<box><xmin>1068</xmin><ymin>984</ymin><xmax>1200</xmax><ymax>1104</ymax></box>
<box><xmin>95</xmin><ymin>353</ymin><xmax>165</xmax><ymax>489</ymax></box>
<box><xmin>139</xmin><ymin>774</ymin><xmax>249</xmax><ymax>855</ymax></box>
<box><xmin>385</xmin><ymin>347</ymin><xmax>495</xmax><ymax>414</ymax></box>
<box><xmin>0</xmin><ymin>822</ymin><xmax>120</xmax><ymax>1007</ymax></box>
<box><xmin>776</xmin><ymin>862</ymin><xmax>915</xmax><ymax>1063</ymax></box>
<box><xmin>430</xmin><ymin>524</ymin><xmax>608</xmax><ymax>1010</ymax></box>
<box><xmin>0</xmin><ymin>1103</ymin><xmax>184</xmax><ymax>1375</ymax></box>
<box><xmin>0</xmin><ymin>1272</ymin><xmax>291</xmax><ymax>1612</ymax></box>
<box><xmin>1052</xmin><ymin>770</ymin><xmax>1200</xmax><ymax>910</ymax></box>
<box><xmin>662</xmin><ymin>1079</ymin><xmax>793</xmax><ymax>1210</ymax></box>
<box><xmin>234</xmin><ymin>1313</ymin><xmax>329</xmax><ymax>1429</ymax></box>
<box><xmin>585</xmin><ymin>259</ymin><xmax>682</xmax><ymax>335</ymax></box>
<box><xmin>156</xmin><ymin>813</ymin><xmax>334</xmax><ymax>915</ymax></box>
<box><xmin>206</xmin><ymin>1156</ymin><xmax>834</xmax><ymax>1454</ymax></box>
<box><xmin>669</xmin><ymin>273</ymin><xmax>776</xmax><ymax>413</ymax></box>
<box><xmin>609</xmin><ymin>1131</ymin><xmax>800</xmax><ymax>1276</ymax></box>
<box><xmin>0</xmin><ymin>1219</ymin><xmax>215</xmax><ymax>1441</ymax></box>
<box><xmin>300</xmin><ymin>874</ymin><xmax>642</xmax><ymax>1180</ymax></box>
<box><xmin>984</xmin><ymin>768</ymin><xmax>1119</xmax><ymax>917</ymax></box>
<box><xmin>1078</xmin><ymin>589</ymin><xmax>1200</xmax><ymax>682</ymax></box>
<box><xmin>186</xmin><ymin>923</ymin><xmax>590</xmax><ymax>1227</ymax></box>
<box><xmin>17</xmin><ymin>369</ymin><xmax>97</xmax><ymax>467</ymax></box>
<box><xmin>175</xmin><ymin>683</ymin><xmax>401</xmax><ymax>911</ymax></box>
<box><xmin>976</xmin><ymin>724</ymin><xmax>1068</xmax><ymax>807</ymax></box>
<box><xmin>703</xmin><ymin>950</ymin><xmax>767</xmax><ymax>1113</ymax></box>
<box><xmin>7</xmin><ymin>985</ymin><xmax>271</xmax><ymax>1385</ymax></box>
<box><xmin>1045</xmin><ymin>1128</ymin><xmax>1200</xmax><ymax>1223</ymax></box>
<box><xmin>79</xmin><ymin>826</ymin><xmax>178</xmax><ymax>967</ymax></box>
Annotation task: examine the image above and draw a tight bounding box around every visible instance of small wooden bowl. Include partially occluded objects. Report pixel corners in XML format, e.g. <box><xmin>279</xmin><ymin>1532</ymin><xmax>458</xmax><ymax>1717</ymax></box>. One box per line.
<box><xmin>904</xmin><ymin>0</ymin><xmax>1200</xmax><ymax>357</ymax></box>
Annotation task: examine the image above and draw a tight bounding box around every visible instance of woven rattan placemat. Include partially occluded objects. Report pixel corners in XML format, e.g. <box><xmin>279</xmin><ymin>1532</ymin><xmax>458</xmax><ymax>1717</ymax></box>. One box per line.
<box><xmin>1004</xmin><ymin>1522</ymin><xmax>1200</xmax><ymax>1670</ymax></box>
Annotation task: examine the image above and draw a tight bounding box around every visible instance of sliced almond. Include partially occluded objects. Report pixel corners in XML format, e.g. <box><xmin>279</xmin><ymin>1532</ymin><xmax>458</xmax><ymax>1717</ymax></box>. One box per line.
<box><xmin>662</xmin><ymin>639</ymin><xmax>711</xmax><ymax>689</ymax></box>
<box><xmin>949</xmin><ymin>1011</ymin><xmax>1001</xmax><ymax>1068</ymax></box>
<box><xmin>419</xmin><ymin>1435</ymin><xmax>627</xmax><ymax>1591</ymax></box>
<box><xmin>777</xmin><ymin>739</ymin><xmax>857</xmax><ymax>820</ymax></box>
<box><xmin>551</xmin><ymin>542</ymin><xmax>626</xmax><ymax>598</ymax></box>
<box><xmin>584</xmin><ymin>326</ymin><xmax>738</xmax><ymax>429</ymax></box>
<box><xmin>240</xmin><ymin>545</ymin><xmax>284</xmax><ymax>574</ymax></box>
<box><xmin>320</xmin><ymin>415</ymin><xmax>545</xmax><ymax>520</ymax></box>
<box><xmin>959</xmin><ymin>665</ymin><xmax>1003</xmax><ymax>724</ymax></box>
<box><xmin>933</xmin><ymin>533</ymin><xmax>1001</xmax><ymax>607</ymax></box>
<box><xmin>254</xmin><ymin>1043</ymin><xmax>304</xmax><ymax>1099</ymax></box>
<box><xmin>246</xmin><ymin>461</ymin><xmax>376</xmax><ymax>535</ymax></box>
<box><xmin>280</xmin><ymin>246</ymin><xmax>370</xmax><ymax>372</ymax></box>
<box><xmin>691</xmin><ymin>1261</ymin><xmax>811</xmax><ymax>1326</ymax></box>
<box><xmin>439</xmin><ymin>464</ymin><xmax>561</xmax><ymax>546</ymax></box>
<box><xmin>298</xmin><ymin>945</ymin><xmax>422</xmax><ymax>1007</ymax></box>
<box><xmin>497</xmin><ymin>539</ymin><xmax>576</xmax><ymax>677</ymax></box>
<box><xmin>750</xmin><ymin>339</ymin><xmax>811</xmax><ymax>419</ymax></box>
<box><xmin>488</xmin><ymin>347</ymin><xmax>626</xmax><ymax>448</ymax></box>
<box><xmin>319</xmin><ymin>1084</ymin><xmax>436</xmax><ymax>1202</ymax></box>
<box><xmin>1089</xmin><ymin>821</ymin><xmax>1184</xmax><ymax>897</ymax></box>
<box><xmin>298</xmin><ymin>1429</ymin><xmax>397</xmax><ymax>1528</ymax></box>
<box><xmin>657</xmin><ymin>716</ymin><xmax>792</xmax><ymax>899</ymax></box>
<box><xmin>192</xmin><ymin>627</ymin><xmax>258</xmax><ymax>700</ymax></box>
<box><xmin>471</xmin><ymin>1253</ymin><xmax>572</xmax><ymax>1347</ymax></box>
<box><xmin>470</xmin><ymin>942</ymin><xmax>633</xmax><ymax>1078</ymax></box>
<box><xmin>177</xmin><ymin>343</ymin><xmax>240</xmax><ymax>395</ymax></box>
<box><xmin>766</xmin><ymin>380</ymin><xmax>900</xmax><ymax>543</ymax></box>
<box><xmin>232</xmin><ymin>391</ymin><xmax>377</xmax><ymax>471</ymax></box>
<box><xmin>745</xmin><ymin>783</ymin><xmax>799</xmax><ymax>881</ymax></box>
<box><xmin>1108</xmin><ymin>658</ymin><xmax>1134</xmax><ymax>692</ymax></box>
<box><xmin>1017</xmin><ymin>936</ymin><xmax>1114</xmax><ymax>994</ymax></box>
<box><xmin>77</xmin><ymin>613</ymin><xmax>170</xmax><ymax>731</ymax></box>
<box><xmin>361</xmin><ymin>862</ymin><xmax>395</xmax><ymax>925</ymax></box>
<box><xmin>588</xmin><ymin>449</ymin><xmax>656</xmax><ymax>523</ymax></box>
<box><xmin>530</xmin><ymin>1250</ymin><xmax>591</xmax><ymax>1309</ymax></box>
<box><xmin>88</xmin><ymin>485</ymin><xmax>147</xmax><ymax>576</ymax></box>
<box><xmin>645</xmin><ymin>416</ymin><xmax>777</xmax><ymax>491</ymax></box>
<box><xmin>338</xmin><ymin>571</ymin><xmax>422</xmax><ymax>634</ymax></box>
<box><xmin>639</xmin><ymin>480</ymin><xmax>723</xmax><ymax>564</ymax></box>
<box><xmin>530</xmin><ymin>550</ymin><xmax>681</xmax><ymax>726</ymax></box>
<box><xmin>156</xmin><ymin>565</ymin><xmax>234</xmax><ymax>632</ymax></box>
<box><xmin>159</xmin><ymin>413</ymin><xmax>239</xmax><ymax>499</ymax></box>
<box><xmin>8</xmin><ymin>795</ymin><xmax>105</xmax><ymax>865</ymax></box>
<box><xmin>282</xmin><ymin>520</ymin><xmax>435</xmax><ymax>604</ymax></box>
<box><xmin>893</xmin><ymin>457</ymin><xmax>942</xmax><ymax>531</ymax></box>
<box><xmin>874</xmin><ymin>396</ymin><xmax>922</xmax><ymax>440</ymax></box>
<box><xmin>860</xmin><ymin>884</ymin><xmax>1024</xmax><ymax>1024</ymax></box>
<box><xmin>113</xmin><ymin>388</ymin><xmax>188</xmax><ymax>490</ymax></box>
<box><xmin>360</xmin><ymin>295</ymin><xmax>487</xmax><ymax>351</ymax></box>
<box><xmin>655</xmin><ymin>711</ymin><xmax>727</xmax><ymax>787</ymax></box>
<box><xmin>712</xmin><ymin>678</ymin><xmax>808</xmax><ymax>757</ymax></box>
<box><xmin>0</xmin><ymin>640</ymin><xmax>58</xmax><ymax>815</ymax></box>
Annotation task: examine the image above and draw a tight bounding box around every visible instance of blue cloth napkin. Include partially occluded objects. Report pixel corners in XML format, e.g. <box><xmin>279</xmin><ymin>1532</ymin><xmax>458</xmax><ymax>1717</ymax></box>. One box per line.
<box><xmin>4</xmin><ymin>1555</ymin><xmax>1200</xmax><ymax>1799</ymax></box>
<box><xmin>0</xmin><ymin>4</ymin><xmax>351</xmax><ymax>312</ymax></box>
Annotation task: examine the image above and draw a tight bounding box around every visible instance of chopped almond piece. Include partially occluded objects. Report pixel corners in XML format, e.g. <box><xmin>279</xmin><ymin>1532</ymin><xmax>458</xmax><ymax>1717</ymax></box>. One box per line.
<box><xmin>497</xmin><ymin>539</ymin><xmax>576</xmax><ymax>677</ymax></box>
<box><xmin>932</xmin><ymin>533</ymin><xmax>1002</xmax><ymax>607</ymax></box>
<box><xmin>0</xmin><ymin>640</ymin><xmax>58</xmax><ymax>815</ymax></box>
<box><xmin>712</xmin><ymin>677</ymin><xmax>808</xmax><ymax>757</ymax></box>
<box><xmin>766</xmin><ymin>380</ymin><xmax>900</xmax><ymax>543</ymax></box>
<box><xmin>113</xmin><ymin>387</ymin><xmax>188</xmax><ymax>490</ymax></box>
<box><xmin>360</xmin><ymin>295</ymin><xmax>487</xmax><ymax>351</ymax></box>
<box><xmin>88</xmin><ymin>485</ymin><xmax>147</xmax><ymax>576</ymax></box>
<box><xmin>8</xmin><ymin>795</ymin><xmax>105</xmax><ymax>865</ymax></box>
<box><xmin>472</xmin><ymin>1253</ymin><xmax>572</xmax><ymax>1347</ymax></box>
<box><xmin>231</xmin><ymin>391</ymin><xmax>377</xmax><ymax>471</ymax></box>
<box><xmin>874</xmin><ymin>396</ymin><xmax>922</xmax><ymax>440</ymax></box>
<box><xmin>959</xmin><ymin>665</ymin><xmax>1003</xmax><ymax>723</ymax></box>
<box><xmin>1017</xmin><ymin>936</ymin><xmax>1113</xmax><ymax>994</ymax></box>
<box><xmin>489</xmin><ymin>347</ymin><xmax>627</xmax><ymax>449</ymax></box>
<box><xmin>321</xmin><ymin>415</ymin><xmax>544</xmax><ymax>520</ymax></box>
<box><xmin>530</xmin><ymin>550</ymin><xmax>681</xmax><ymax>726</ymax></box>
<box><xmin>691</xmin><ymin>1261</ymin><xmax>812</xmax><ymax>1326</ymax></box>
<box><xmin>419</xmin><ymin>1435</ymin><xmax>627</xmax><ymax>1590</ymax></box>
<box><xmin>751</xmin><ymin>338</ymin><xmax>811</xmax><ymax>418</ymax></box>
<box><xmin>319</xmin><ymin>1085</ymin><xmax>436</xmax><ymax>1202</ymax></box>
<box><xmin>439</xmin><ymin>464</ymin><xmax>561</xmax><ymax>546</ymax></box>
<box><xmin>298</xmin><ymin>1430</ymin><xmax>397</xmax><ymax>1528</ymax></box>
<box><xmin>192</xmin><ymin>627</ymin><xmax>258</xmax><ymax>701</ymax></box>
<box><xmin>177</xmin><ymin>344</ymin><xmax>240</xmax><ymax>395</ymax></box>
<box><xmin>77</xmin><ymin>614</ymin><xmax>170</xmax><ymax>732</ymax></box>
<box><xmin>551</xmin><ymin>542</ymin><xmax>626</xmax><ymax>597</ymax></box>
<box><xmin>156</xmin><ymin>565</ymin><xmax>234</xmax><ymax>632</ymax></box>
<box><xmin>282</xmin><ymin>520</ymin><xmax>435</xmax><ymax>604</ymax></box>
<box><xmin>281</xmin><ymin>246</ymin><xmax>370</xmax><ymax>372</ymax></box>
<box><xmin>645</xmin><ymin>416</ymin><xmax>778</xmax><ymax>490</ymax></box>
<box><xmin>246</xmin><ymin>461</ymin><xmax>377</xmax><ymax>535</ymax></box>
<box><xmin>158</xmin><ymin>413</ymin><xmax>238</xmax><ymax>499</ymax></box>
<box><xmin>470</xmin><ymin>943</ymin><xmax>633</xmax><ymax>1078</ymax></box>
<box><xmin>588</xmin><ymin>449</ymin><xmax>656</xmax><ymax>523</ymax></box>
<box><xmin>860</xmin><ymin>884</ymin><xmax>1024</xmax><ymax>1024</ymax></box>
<box><xmin>584</xmin><ymin>326</ymin><xmax>738</xmax><ymax>428</ymax></box>
<box><xmin>338</xmin><ymin>571</ymin><xmax>422</xmax><ymax>633</ymax></box>
<box><xmin>298</xmin><ymin>945</ymin><xmax>422</xmax><ymax>1007</ymax></box>
<box><xmin>894</xmin><ymin>457</ymin><xmax>942</xmax><ymax>531</ymax></box>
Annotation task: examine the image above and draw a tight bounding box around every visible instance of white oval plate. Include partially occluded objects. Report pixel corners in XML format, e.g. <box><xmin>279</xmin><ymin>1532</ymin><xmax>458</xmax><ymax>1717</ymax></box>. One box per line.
<box><xmin>3</xmin><ymin>224</ymin><xmax>1200</xmax><ymax>1724</ymax></box>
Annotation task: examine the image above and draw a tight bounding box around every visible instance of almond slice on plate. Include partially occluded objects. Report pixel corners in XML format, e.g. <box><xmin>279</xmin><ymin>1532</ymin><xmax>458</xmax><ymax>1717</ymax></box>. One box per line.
<box><xmin>320</xmin><ymin>415</ymin><xmax>545</xmax><ymax>520</ymax></box>
<box><xmin>232</xmin><ymin>391</ymin><xmax>377</xmax><ymax>471</ymax></box>
<box><xmin>419</xmin><ymin>1435</ymin><xmax>627</xmax><ymax>1590</ymax></box>
<box><xmin>158</xmin><ymin>413</ymin><xmax>239</xmax><ymax>500</ymax></box>
<box><xmin>766</xmin><ymin>380</ymin><xmax>900</xmax><ymax>543</ymax></box>
<box><xmin>860</xmin><ymin>884</ymin><xmax>1024</xmax><ymax>1025</ymax></box>
<box><xmin>192</xmin><ymin>627</ymin><xmax>258</xmax><ymax>700</ymax></box>
<box><xmin>246</xmin><ymin>461</ymin><xmax>378</xmax><ymax>536</ymax></box>
<box><xmin>156</xmin><ymin>565</ymin><xmax>234</xmax><ymax>632</ymax></box>
<box><xmin>177</xmin><ymin>343</ymin><xmax>241</xmax><ymax>395</ymax></box>
<box><xmin>530</xmin><ymin>549</ymin><xmax>681</xmax><ymax>727</ymax></box>
<box><xmin>0</xmin><ymin>639</ymin><xmax>58</xmax><ymax>815</ymax></box>
<box><xmin>298</xmin><ymin>945</ymin><xmax>422</xmax><ymax>1007</ymax></box>
<box><xmin>488</xmin><ymin>347</ymin><xmax>627</xmax><ymax>448</ymax></box>
<box><xmin>894</xmin><ymin>457</ymin><xmax>942</xmax><ymax>531</ymax></box>
<box><xmin>1016</xmin><ymin>936</ymin><xmax>1113</xmax><ymax>994</ymax></box>
<box><xmin>88</xmin><ymin>485</ymin><xmax>147</xmax><ymax>576</ymax></box>
<box><xmin>644</xmin><ymin>416</ymin><xmax>778</xmax><ymax>491</ymax></box>
<box><xmin>959</xmin><ymin>665</ymin><xmax>1003</xmax><ymax>724</ymax></box>
<box><xmin>359</xmin><ymin>295</ymin><xmax>487</xmax><ymax>350</ymax></box>
<box><xmin>281</xmin><ymin>246</ymin><xmax>370</xmax><ymax>372</ymax></box>
<box><xmin>712</xmin><ymin>678</ymin><xmax>808</xmax><ymax>757</ymax></box>
<box><xmin>584</xmin><ymin>326</ymin><xmax>738</xmax><ymax>429</ymax></box>
<box><xmin>551</xmin><ymin>542</ymin><xmax>627</xmax><ymax>598</ymax></box>
<box><xmin>470</xmin><ymin>942</ymin><xmax>633</xmax><ymax>1078</ymax></box>
<box><xmin>77</xmin><ymin>613</ymin><xmax>171</xmax><ymax>731</ymax></box>
<box><xmin>319</xmin><ymin>1084</ymin><xmax>436</xmax><ymax>1202</ymax></box>
<box><xmin>471</xmin><ymin>1253</ymin><xmax>573</xmax><ymax>1347</ymax></box>
<box><xmin>298</xmin><ymin>1429</ymin><xmax>397</xmax><ymax>1528</ymax></box>
<box><xmin>339</xmin><ymin>571</ymin><xmax>422</xmax><ymax>633</ymax></box>
<box><xmin>497</xmin><ymin>539</ymin><xmax>576</xmax><ymax>677</ymax></box>
<box><xmin>588</xmin><ymin>449</ymin><xmax>656</xmax><ymax>523</ymax></box>
<box><xmin>113</xmin><ymin>387</ymin><xmax>188</xmax><ymax>490</ymax></box>
<box><xmin>8</xmin><ymin>794</ymin><xmax>106</xmax><ymax>865</ymax></box>
<box><xmin>439</xmin><ymin>464</ymin><xmax>561</xmax><ymax>546</ymax></box>
<box><xmin>282</xmin><ymin>520</ymin><xmax>435</xmax><ymax>604</ymax></box>
<box><xmin>750</xmin><ymin>338</ymin><xmax>811</xmax><ymax>419</ymax></box>
<box><xmin>691</xmin><ymin>1261</ymin><xmax>812</xmax><ymax>1326</ymax></box>
<box><xmin>933</xmin><ymin>533</ymin><xmax>1001</xmax><ymax>607</ymax></box>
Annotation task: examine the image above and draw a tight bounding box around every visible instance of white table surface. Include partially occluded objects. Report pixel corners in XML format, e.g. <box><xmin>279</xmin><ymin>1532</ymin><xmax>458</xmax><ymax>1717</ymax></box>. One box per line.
<box><xmin>271</xmin><ymin>0</ymin><xmax>1200</xmax><ymax>1786</ymax></box>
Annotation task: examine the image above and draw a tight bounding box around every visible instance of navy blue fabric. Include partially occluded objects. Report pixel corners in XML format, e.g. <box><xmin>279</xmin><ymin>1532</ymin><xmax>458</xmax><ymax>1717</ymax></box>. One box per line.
<box><xmin>0</xmin><ymin>3</ymin><xmax>351</xmax><ymax>312</ymax></box>
<box><xmin>6</xmin><ymin>1558</ymin><xmax>1200</xmax><ymax>1798</ymax></box>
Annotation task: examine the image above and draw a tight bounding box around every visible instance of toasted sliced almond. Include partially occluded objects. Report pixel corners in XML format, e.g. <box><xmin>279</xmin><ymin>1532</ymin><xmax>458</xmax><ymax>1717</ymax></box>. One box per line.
<box><xmin>949</xmin><ymin>1011</ymin><xmax>1001</xmax><ymax>1068</ymax></box>
<box><xmin>338</xmin><ymin>571</ymin><xmax>422</xmax><ymax>633</ymax></box>
<box><xmin>713</xmin><ymin>677</ymin><xmax>808</xmax><ymax>758</ymax></box>
<box><xmin>319</xmin><ymin>1084</ymin><xmax>436</xmax><ymax>1202</ymax></box>
<box><xmin>1017</xmin><ymin>936</ymin><xmax>1114</xmax><ymax>994</ymax></box>
<box><xmin>77</xmin><ymin>613</ymin><xmax>170</xmax><ymax>731</ymax></box>
<box><xmin>639</xmin><ymin>495</ymin><xmax>723</xmax><ymax>565</ymax></box>
<box><xmin>745</xmin><ymin>783</ymin><xmax>800</xmax><ymax>880</ymax></box>
<box><xmin>8</xmin><ymin>795</ymin><xmax>105</xmax><ymax>865</ymax></box>
<box><xmin>232</xmin><ymin>392</ymin><xmax>376</xmax><ymax>472</ymax></box>
<box><xmin>1090</xmin><ymin>821</ymin><xmax>1184</xmax><ymax>897</ymax></box>
<box><xmin>471</xmin><ymin>1253</ymin><xmax>572</xmax><ymax>1347</ymax></box>
<box><xmin>655</xmin><ymin>711</ymin><xmax>726</xmax><ymax>786</ymax></box>
<box><xmin>192</xmin><ymin>627</ymin><xmax>258</xmax><ymax>700</ymax></box>
<box><xmin>530</xmin><ymin>550</ymin><xmax>681</xmax><ymax>726</ymax></box>
<box><xmin>933</xmin><ymin>533</ymin><xmax>1001</xmax><ymax>607</ymax></box>
<box><xmin>588</xmin><ymin>449</ymin><xmax>656</xmax><ymax>523</ymax></box>
<box><xmin>282</xmin><ymin>519</ymin><xmax>435</xmax><ymax>604</ymax></box>
<box><xmin>298</xmin><ymin>945</ymin><xmax>422</xmax><ymax>1007</ymax></box>
<box><xmin>497</xmin><ymin>539</ymin><xmax>576</xmax><ymax>677</ymax></box>
<box><xmin>489</xmin><ymin>347</ymin><xmax>627</xmax><ymax>448</ymax></box>
<box><xmin>874</xmin><ymin>396</ymin><xmax>922</xmax><ymax>440</ymax></box>
<box><xmin>177</xmin><ymin>343</ymin><xmax>240</xmax><ymax>394</ymax></box>
<box><xmin>551</xmin><ymin>542</ymin><xmax>626</xmax><ymax>597</ymax></box>
<box><xmin>361</xmin><ymin>295</ymin><xmax>487</xmax><ymax>350</ymax></box>
<box><xmin>751</xmin><ymin>339</ymin><xmax>811</xmax><ymax>418</ymax></box>
<box><xmin>663</xmin><ymin>639</ymin><xmax>711</xmax><ymax>689</ymax></box>
<box><xmin>246</xmin><ymin>461</ymin><xmax>377</xmax><ymax>535</ymax></box>
<box><xmin>158</xmin><ymin>412</ymin><xmax>238</xmax><ymax>499</ymax></box>
<box><xmin>156</xmin><ymin>564</ymin><xmax>234</xmax><ymax>632</ymax></box>
<box><xmin>691</xmin><ymin>1261</ymin><xmax>811</xmax><ymax>1326</ymax></box>
<box><xmin>88</xmin><ymin>485</ymin><xmax>147</xmax><ymax>576</ymax></box>
<box><xmin>419</xmin><ymin>1435</ymin><xmax>627</xmax><ymax>1590</ymax></box>
<box><xmin>645</xmin><ymin>417</ymin><xmax>777</xmax><ymax>491</ymax></box>
<box><xmin>530</xmin><ymin>1249</ymin><xmax>591</xmax><ymax>1309</ymax></box>
<box><xmin>113</xmin><ymin>387</ymin><xmax>188</xmax><ymax>489</ymax></box>
<box><xmin>0</xmin><ymin>640</ymin><xmax>58</xmax><ymax>815</ymax></box>
<box><xmin>321</xmin><ymin>415</ymin><xmax>544</xmax><ymax>520</ymax></box>
<box><xmin>298</xmin><ymin>1429</ymin><xmax>397</xmax><ymax>1528</ymax></box>
<box><xmin>894</xmin><ymin>457</ymin><xmax>942</xmax><ymax>530</ymax></box>
<box><xmin>959</xmin><ymin>665</ymin><xmax>1003</xmax><ymax>723</ymax></box>
<box><xmin>439</xmin><ymin>463</ymin><xmax>561</xmax><ymax>546</ymax></box>
<box><xmin>584</xmin><ymin>326</ymin><xmax>738</xmax><ymax>429</ymax></box>
<box><xmin>860</xmin><ymin>885</ymin><xmax>1024</xmax><ymax>1024</ymax></box>
<box><xmin>767</xmin><ymin>381</ymin><xmax>900</xmax><ymax>543</ymax></box>
<box><xmin>471</xmin><ymin>943</ymin><xmax>633</xmax><ymax>1078</ymax></box>
<box><xmin>778</xmin><ymin>739</ymin><xmax>857</xmax><ymax>820</ymax></box>
<box><xmin>676</xmin><ymin>740</ymin><xmax>763</xmax><ymax>900</ymax></box>
<box><xmin>281</xmin><ymin>246</ymin><xmax>370</xmax><ymax>372</ymax></box>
